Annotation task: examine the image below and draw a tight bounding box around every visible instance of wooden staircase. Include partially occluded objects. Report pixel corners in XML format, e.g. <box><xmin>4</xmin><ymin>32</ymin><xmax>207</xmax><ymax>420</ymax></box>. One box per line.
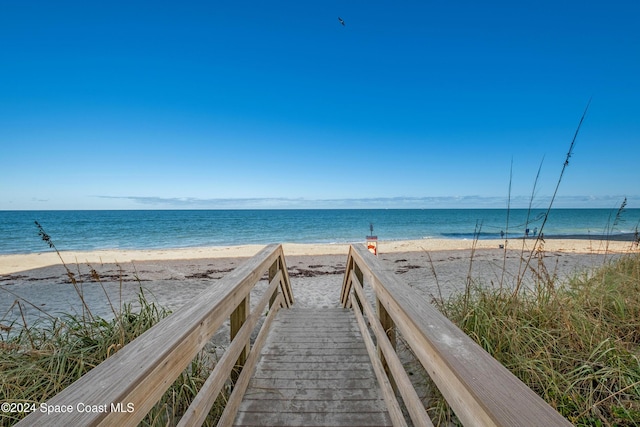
<box><xmin>234</xmin><ymin>307</ymin><xmax>392</xmax><ymax>426</ymax></box>
<box><xmin>17</xmin><ymin>243</ymin><xmax>573</xmax><ymax>427</ymax></box>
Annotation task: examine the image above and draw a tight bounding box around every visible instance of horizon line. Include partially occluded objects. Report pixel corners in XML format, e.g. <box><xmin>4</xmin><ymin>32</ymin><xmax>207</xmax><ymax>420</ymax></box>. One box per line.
<box><xmin>1</xmin><ymin>194</ymin><xmax>638</xmax><ymax>210</ymax></box>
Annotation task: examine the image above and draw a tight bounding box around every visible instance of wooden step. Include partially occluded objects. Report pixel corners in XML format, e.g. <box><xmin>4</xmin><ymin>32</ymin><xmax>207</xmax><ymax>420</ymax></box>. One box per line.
<box><xmin>233</xmin><ymin>308</ymin><xmax>393</xmax><ymax>427</ymax></box>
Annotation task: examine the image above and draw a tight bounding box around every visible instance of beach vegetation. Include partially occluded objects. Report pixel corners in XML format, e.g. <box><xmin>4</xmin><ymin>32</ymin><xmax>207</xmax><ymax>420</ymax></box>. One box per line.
<box><xmin>418</xmin><ymin>102</ymin><xmax>640</xmax><ymax>426</ymax></box>
<box><xmin>0</xmin><ymin>224</ymin><xmax>225</xmax><ymax>426</ymax></box>
<box><xmin>427</xmin><ymin>251</ymin><xmax>640</xmax><ymax>426</ymax></box>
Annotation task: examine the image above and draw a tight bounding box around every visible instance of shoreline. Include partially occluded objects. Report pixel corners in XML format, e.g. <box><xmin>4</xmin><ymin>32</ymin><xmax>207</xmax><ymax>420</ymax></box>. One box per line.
<box><xmin>0</xmin><ymin>237</ymin><xmax>637</xmax><ymax>276</ymax></box>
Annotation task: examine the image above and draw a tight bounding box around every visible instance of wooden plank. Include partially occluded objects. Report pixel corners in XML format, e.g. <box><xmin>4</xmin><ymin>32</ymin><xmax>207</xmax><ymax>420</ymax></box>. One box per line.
<box><xmin>249</xmin><ymin>368</ymin><xmax>374</xmax><ymax>380</ymax></box>
<box><xmin>272</xmin><ymin>322</ymin><xmax>358</xmax><ymax>328</ymax></box>
<box><xmin>233</xmin><ymin>308</ymin><xmax>393</xmax><ymax>427</ymax></box>
<box><xmin>265</xmin><ymin>336</ymin><xmax>363</xmax><ymax>343</ymax></box>
<box><xmin>242</xmin><ymin>386</ymin><xmax>386</xmax><ymax>400</ymax></box>
<box><xmin>256</xmin><ymin>345</ymin><xmax>369</xmax><ymax>355</ymax></box>
<box><xmin>239</xmin><ymin>397</ymin><xmax>389</xmax><ymax>413</ymax></box>
<box><xmin>234</xmin><ymin>411</ymin><xmax>392</xmax><ymax>427</ymax></box>
<box><xmin>259</xmin><ymin>354</ymin><xmax>370</xmax><ymax>363</ymax></box>
<box><xmin>347</xmin><ymin>244</ymin><xmax>572</xmax><ymax>427</ymax></box>
<box><xmin>260</xmin><ymin>345</ymin><xmax>368</xmax><ymax>353</ymax></box>
<box><xmin>246</xmin><ymin>377</ymin><xmax>382</xmax><ymax>390</ymax></box>
<box><xmin>251</xmin><ymin>367</ymin><xmax>372</xmax><ymax>378</ymax></box>
<box><xmin>270</xmin><ymin>330</ymin><xmax>360</xmax><ymax>335</ymax></box>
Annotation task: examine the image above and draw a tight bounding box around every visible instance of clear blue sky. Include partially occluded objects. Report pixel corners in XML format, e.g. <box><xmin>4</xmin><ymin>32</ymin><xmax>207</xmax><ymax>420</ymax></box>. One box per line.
<box><xmin>1</xmin><ymin>0</ymin><xmax>639</xmax><ymax>210</ymax></box>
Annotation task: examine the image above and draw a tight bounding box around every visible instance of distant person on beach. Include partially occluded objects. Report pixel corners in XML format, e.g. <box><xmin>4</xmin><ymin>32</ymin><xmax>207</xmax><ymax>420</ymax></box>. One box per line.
<box><xmin>500</xmin><ymin>230</ymin><xmax>504</xmax><ymax>239</ymax></box>
<box><xmin>525</xmin><ymin>228</ymin><xmax>530</xmax><ymax>237</ymax></box>
<box><xmin>533</xmin><ymin>227</ymin><xmax>538</xmax><ymax>237</ymax></box>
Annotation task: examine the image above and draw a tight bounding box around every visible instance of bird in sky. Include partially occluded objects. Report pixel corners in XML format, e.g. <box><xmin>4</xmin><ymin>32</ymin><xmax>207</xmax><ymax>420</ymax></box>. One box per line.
<box><xmin>338</xmin><ymin>17</ymin><xmax>345</xmax><ymax>26</ymax></box>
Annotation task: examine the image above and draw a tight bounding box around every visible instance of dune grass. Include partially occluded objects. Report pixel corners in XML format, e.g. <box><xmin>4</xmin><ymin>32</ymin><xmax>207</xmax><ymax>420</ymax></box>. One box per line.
<box><xmin>0</xmin><ymin>291</ymin><xmax>224</xmax><ymax>426</ymax></box>
<box><xmin>429</xmin><ymin>251</ymin><xmax>640</xmax><ymax>426</ymax></box>
<box><xmin>0</xmin><ymin>224</ymin><xmax>225</xmax><ymax>426</ymax></box>
<box><xmin>421</xmin><ymin>102</ymin><xmax>639</xmax><ymax>426</ymax></box>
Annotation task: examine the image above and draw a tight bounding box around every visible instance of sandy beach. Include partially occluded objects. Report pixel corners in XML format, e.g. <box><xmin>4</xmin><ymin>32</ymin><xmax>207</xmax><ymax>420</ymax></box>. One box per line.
<box><xmin>1</xmin><ymin>238</ymin><xmax>636</xmax><ymax>327</ymax></box>
<box><xmin>0</xmin><ymin>237</ymin><xmax>635</xmax><ymax>276</ymax></box>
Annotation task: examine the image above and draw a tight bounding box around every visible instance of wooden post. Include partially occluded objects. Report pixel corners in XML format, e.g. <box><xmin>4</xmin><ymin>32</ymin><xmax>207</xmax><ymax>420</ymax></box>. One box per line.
<box><xmin>377</xmin><ymin>298</ymin><xmax>397</xmax><ymax>392</ymax></box>
<box><xmin>354</xmin><ymin>262</ymin><xmax>363</xmax><ymax>287</ymax></box>
<box><xmin>341</xmin><ymin>256</ymin><xmax>354</xmax><ymax>307</ymax></box>
<box><xmin>268</xmin><ymin>259</ymin><xmax>279</xmax><ymax>308</ymax></box>
<box><xmin>230</xmin><ymin>296</ymin><xmax>250</xmax><ymax>382</ymax></box>
<box><xmin>353</xmin><ymin>262</ymin><xmax>364</xmax><ymax>314</ymax></box>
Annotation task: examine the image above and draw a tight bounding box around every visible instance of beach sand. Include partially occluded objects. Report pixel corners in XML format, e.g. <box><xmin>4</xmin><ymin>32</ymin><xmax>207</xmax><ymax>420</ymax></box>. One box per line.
<box><xmin>1</xmin><ymin>238</ymin><xmax>636</xmax><ymax>326</ymax></box>
<box><xmin>0</xmin><ymin>237</ymin><xmax>635</xmax><ymax>276</ymax></box>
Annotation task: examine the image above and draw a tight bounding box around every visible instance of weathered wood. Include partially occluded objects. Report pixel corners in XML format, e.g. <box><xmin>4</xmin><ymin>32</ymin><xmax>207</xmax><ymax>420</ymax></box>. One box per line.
<box><xmin>16</xmin><ymin>244</ymin><xmax>292</xmax><ymax>426</ymax></box>
<box><xmin>239</xmin><ymin>397</ymin><xmax>389</xmax><ymax>413</ymax></box>
<box><xmin>377</xmin><ymin>295</ymin><xmax>396</xmax><ymax>392</ymax></box>
<box><xmin>233</xmin><ymin>308</ymin><xmax>393</xmax><ymax>427</ymax></box>
<box><xmin>344</xmin><ymin>244</ymin><xmax>572</xmax><ymax>427</ymax></box>
<box><xmin>270</xmin><ymin>255</ymin><xmax>294</xmax><ymax>308</ymax></box>
<box><xmin>16</xmin><ymin>240</ymin><xmax>571</xmax><ymax>427</ymax></box>
<box><xmin>268</xmin><ymin>259</ymin><xmax>279</xmax><ymax>307</ymax></box>
<box><xmin>246</xmin><ymin>377</ymin><xmax>382</xmax><ymax>390</ymax></box>
<box><xmin>230</xmin><ymin>295</ymin><xmax>250</xmax><ymax>376</ymax></box>
<box><xmin>254</xmin><ymin>343</ymin><xmax>368</xmax><ymax>353</ymax></box>
<box><xmin>280</xmin><ymin>259</ymin><xmax>294</xmax><ymax>307</ymax></box>
<box><xmin>218</xmin><ymin>293</ymin><xmax>285</xmax><ymax>427</ymax></box>
<box><xmin>350</xmin><ymin>293</ymin><xmax>408</xmax><ymax>427</ymax></box>
<box><xmin>234</xmin><ymin>412</ymin><xmax>392</xmax><ymax>427</ymax></box>
<box><xmin>243</xmin><ymin>385</ymin><xmax>386</xmax><ymax>400</ymax></box>
<box><xmin>259</xmin><ymin>354</ymin><xmax>370</xmax><ymax>363</ymax></box>
<box><xmin>350</xmin><ymin>271</ymin><xmax>434</xmax><ymax>427</ymax></box>
<box><xmin>177</xmin><ymin>272</ymin><xmax>283</xmax><ymax>427</ymax></box>
<box><xmin>251</xmin><ymin>365</ymin><xmax>375</xmax><ymax>380</ymax></box>
<box><xmin>340</xmin><ymin>255</ymin><xmax>354</xmax><ymax>305</ymax></box>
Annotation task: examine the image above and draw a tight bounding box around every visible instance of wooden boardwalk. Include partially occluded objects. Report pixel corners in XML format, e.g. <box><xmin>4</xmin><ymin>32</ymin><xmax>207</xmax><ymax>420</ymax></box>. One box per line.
<box><xmin>17</xmin><ymin>244</ymin><xmax>572</xmax><ymax>427</ymax></box>
<box><xmin>233</xmin><ymin>307</ymin><xmax>393</xmax><ymax>427</ymax></box>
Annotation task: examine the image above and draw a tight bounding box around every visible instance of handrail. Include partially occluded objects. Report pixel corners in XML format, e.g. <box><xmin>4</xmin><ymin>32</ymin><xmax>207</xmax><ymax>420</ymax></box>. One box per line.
<box><xmin>17</xmin><ymin>243</ymin><xmax>293</xmax><ymax>426</ymax></box>
<box><xmin>341</xmin><ymin>244</ymin><xmax>571</xmax><ymax>427</ymax></box>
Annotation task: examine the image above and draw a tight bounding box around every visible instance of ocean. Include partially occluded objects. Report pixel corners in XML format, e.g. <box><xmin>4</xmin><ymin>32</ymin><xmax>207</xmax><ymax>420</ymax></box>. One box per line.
<box><xmin>0</xmin><ymin>209</ymin><xmax>638</xmax><ymax>255</ymax></box>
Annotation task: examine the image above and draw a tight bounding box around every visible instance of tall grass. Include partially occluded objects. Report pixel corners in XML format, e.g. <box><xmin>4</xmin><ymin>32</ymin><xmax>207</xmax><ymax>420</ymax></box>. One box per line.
<box><xmin>421</xmin><ymin>101</ymin><xmax>640</xmax><ymax>426</ymax></box>
<box><xmin>433</xmin><ymin>252</ymin><xmax>640</xmax><ymax>426</ymax></box>
<box><xmin>0</xmin><ymin>224</ymin><xmax>225</xmax><ymax>426</ymax></box>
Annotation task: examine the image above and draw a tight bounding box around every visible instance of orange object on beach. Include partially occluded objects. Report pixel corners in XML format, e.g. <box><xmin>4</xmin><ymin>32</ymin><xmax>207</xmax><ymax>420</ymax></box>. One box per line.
<box><xmin>366</xmin><ymin>235</ymin><xmax>378</xmax><ymax>255</ymax></box>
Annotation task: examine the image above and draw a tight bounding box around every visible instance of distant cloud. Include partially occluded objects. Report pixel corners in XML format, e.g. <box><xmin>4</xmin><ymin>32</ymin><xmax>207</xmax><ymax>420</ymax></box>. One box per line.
<box><xmin>96</xmin><ymin>195</ymin><xmax>639</xmax><ymax>209</ymax></box>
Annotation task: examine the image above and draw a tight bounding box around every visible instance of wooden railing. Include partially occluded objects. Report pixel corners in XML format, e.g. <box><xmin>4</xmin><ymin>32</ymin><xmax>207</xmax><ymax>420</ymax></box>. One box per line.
<box><xmin>17</xmin><ymin>244</ymin><xmax>293</xmax><ymax>426</ymax></box>
<box><xmin>341</xmin><ymin>243</ymin><xmax>572</xmax><ymax>427</ymax></box>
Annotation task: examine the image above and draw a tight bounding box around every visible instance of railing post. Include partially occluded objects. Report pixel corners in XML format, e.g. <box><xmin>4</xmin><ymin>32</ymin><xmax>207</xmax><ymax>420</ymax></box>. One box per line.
<box><xmin>377</xmin><ymin>299</ymin><xmax>397</xmax><ymax>392</ymax></box>
<box><xmin>354</xmin><ymin>261</ymin><xmax>363</xmax><ymax>286</ymax></box>
<box><xmin>230</xmin><ymin>295</ymin><xmax>250</xmax><ymax>380</ymax></box>
<box><xmin>353</xmin><ymin>262</ymin><xmax>364</xmax><ymax>313</ymax></box>
<box><xmin>268</xmin><ymin>258</ymin><xmax>279</xmax><ymax>308</ymax></box>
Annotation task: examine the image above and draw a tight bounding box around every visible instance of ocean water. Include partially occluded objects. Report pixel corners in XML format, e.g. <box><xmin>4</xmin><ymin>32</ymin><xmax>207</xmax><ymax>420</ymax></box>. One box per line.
<box><xmin>0</xmin><ymin>209</ymin><xmax>638</xmax><ymax>255</ymax></box>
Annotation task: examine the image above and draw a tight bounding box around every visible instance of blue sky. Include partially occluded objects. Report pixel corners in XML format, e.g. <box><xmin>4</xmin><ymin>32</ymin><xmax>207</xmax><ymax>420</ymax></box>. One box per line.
<box><xmin>1</xmin><ymin>0</ymin><xmax>639</xmax><ymax>210</ymax></box>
